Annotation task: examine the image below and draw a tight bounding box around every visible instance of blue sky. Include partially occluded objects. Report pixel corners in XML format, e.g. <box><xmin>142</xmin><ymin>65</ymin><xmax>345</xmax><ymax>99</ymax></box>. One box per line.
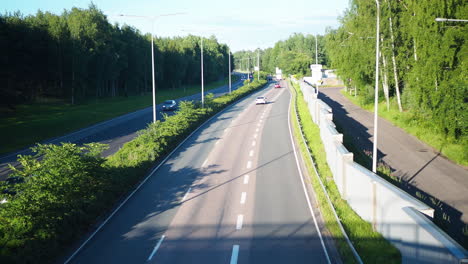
<box><xmin>2</xmin><ymin>0</ymin><xmax>350</xmax><ymax>51</ymax></box>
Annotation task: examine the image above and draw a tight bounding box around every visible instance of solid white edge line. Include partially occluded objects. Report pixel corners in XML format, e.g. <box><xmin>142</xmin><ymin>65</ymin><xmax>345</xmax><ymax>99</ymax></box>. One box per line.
<box><xmin>240</xmin><ymin>192</ymin><xmax>247</xmax><ymax>204</ymax></box>
<box><xmin>147</xmin><ymin>235</ymin><xmax>166</xmax><ymax>261</ymax></box>
<box><xmin>63</xmin><ymin>84</ymin><xmax>270</xmax><ymax>264</ymax></box>
<box><xmin>236</xmin><ymin>215</ymin><xmax>244</xmax><ymax>230</ymax></box>
<box><xmin>286</xmin><ymin>87</ymin><xmax>332</xmax><ymax>264</ymax></box>
<box><xmin>230</xmin><ymin>245</ymin><xmax>240</xmax><ymax>264</ymax></box>
<box><xmin>243</xmin><ymin>174</ymin><xmax>250</xmax><ymax>184</ymax></box>
<box><xmin>292</xmin><ymin>80</ymin><xmax>363</xmax><ymax>264</ymax></box>
<box><xmin>182</xmin><ymin>187</ymin><xmax>192</xmax><ymax>202</ymax></box>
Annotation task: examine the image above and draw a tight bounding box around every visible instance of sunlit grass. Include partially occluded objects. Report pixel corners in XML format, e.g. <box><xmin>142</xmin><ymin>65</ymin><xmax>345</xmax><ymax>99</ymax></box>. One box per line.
<box><xmin>341</xmin><ymin>90</ymin><xmax>467</xmax><ymax>166</ymax></box>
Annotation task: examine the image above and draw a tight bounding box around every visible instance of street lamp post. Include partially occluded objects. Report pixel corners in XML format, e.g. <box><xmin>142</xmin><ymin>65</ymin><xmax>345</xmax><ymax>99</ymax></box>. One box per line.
<box><xmin>435</xmin><ymin>18</ymin><xmax>468</xmax><ymax>22</ymax></box>
<box><xmin>117</xmin><ymin>13</ymin><xmax>185</xmax><ymax>123</ymax></box>
<box><xmin>229</xmin><ymin>50</ymin><xmax>232</xmax><ymax>93</ymax></box>
<box><xmin>315</xmin><ymin>34</ymin><xmax>318</xmax><ymax>64</ymax></box>
<box><xmin>151</xmin><ymin>21</ymin><xmax>156</xmax><ymax>123</ymax></box>
<box><xmin>201</xmin><ymin>37</ymin><xmax>204</xmax><ymax>108</ymax></box>
<box><xmin>372</xmin><ymin>0</ymin><xmax>380</xmax><ymax>173</ymax></box>
<box><xmin>257</xmin><ymin>49</ymin><xmax>260</xmax><ymax>81</ymax></box>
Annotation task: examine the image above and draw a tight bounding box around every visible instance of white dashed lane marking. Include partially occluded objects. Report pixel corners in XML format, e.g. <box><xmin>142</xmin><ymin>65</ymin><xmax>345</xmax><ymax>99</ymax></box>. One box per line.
<box><xmin>243</xmin><ymin>174</ymin><xmax>249</xmax><ymax>184</ymax></box>
<box><xmin>236</xmin><ymin>215</ymin><xmax>244</xmax><ymax>230</ymax></box>
<box><xmin>240</xmin><ymin>192</ymin><xmax>247</xmax><ymax>204</ymax></box>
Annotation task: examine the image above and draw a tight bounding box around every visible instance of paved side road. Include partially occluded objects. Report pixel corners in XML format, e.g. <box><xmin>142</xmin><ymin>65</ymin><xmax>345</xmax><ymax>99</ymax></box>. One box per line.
<box><xmin>0</xmin><ymin>77</ymin><xmax>245</xmax><ymax>180</ymax></box>
<box><xmin>318</xmin><ymin>86</ymin><xmax>468</xmax><ymax>243</ymax></box>
<box><xmin>64</xmin><ymin>81</ymin><xmax>340</xmax><ymax>264</ymax></box>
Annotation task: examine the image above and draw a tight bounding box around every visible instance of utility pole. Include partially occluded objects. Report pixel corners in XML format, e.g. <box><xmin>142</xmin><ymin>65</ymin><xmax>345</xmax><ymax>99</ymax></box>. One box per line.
<box><xmin>117</xmin><ymin>13</ymin><xmax>186</xmax><ymax>123</ymax></box>
<box><xmin>248</xmin><ymin>57</ymin><xmax>250</xmax><ymax>79</ymax></box>
<box><xmin>201</xmin><ymin>37</ymin><xmax>204</xmax><ymax>108</ymax></box>
<box><xmin>315</xmin><ymin>34</ymin><xmax>318</xmax><ymax>64</ymax></box>
<box><xmin>257</xmin><ymin>49</ymin><xmax>260</xmax><ymax>81</ymax></box>
<box><xmin>229</xmin><ymin>50</ymin><xmax>231</xmax><ymax>93</ymax></box>
<box><xmin>372</xmin><ymin>0</ymin><xmax>380</xmax><ymax>173</ymax></box>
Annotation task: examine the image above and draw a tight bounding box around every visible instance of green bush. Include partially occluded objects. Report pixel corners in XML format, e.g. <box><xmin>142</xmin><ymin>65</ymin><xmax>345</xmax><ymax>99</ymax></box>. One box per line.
<box><xmin>0</xmin><ymin>79</ymin><xmax>268</xmax><ymax>263</ymax></box>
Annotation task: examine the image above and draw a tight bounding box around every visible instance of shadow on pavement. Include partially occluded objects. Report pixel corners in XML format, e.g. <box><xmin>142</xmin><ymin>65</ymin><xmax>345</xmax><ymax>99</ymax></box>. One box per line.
<box><xmin>318</xmin><ymin>90</ymin><xmax>467</xmax><ymax>249</ymax></box>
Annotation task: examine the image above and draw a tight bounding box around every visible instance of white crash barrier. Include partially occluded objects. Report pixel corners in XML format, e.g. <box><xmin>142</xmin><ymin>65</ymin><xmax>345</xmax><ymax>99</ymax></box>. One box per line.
<box><xmin>291</xmin><ymin>77</ymin><xmax>468</xmax><ymax>264</ymax></box>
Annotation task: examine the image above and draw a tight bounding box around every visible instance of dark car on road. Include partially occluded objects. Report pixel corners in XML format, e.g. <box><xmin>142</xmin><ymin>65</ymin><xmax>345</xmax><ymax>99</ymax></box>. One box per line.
<box><xmin>162</xmin><ymin>100</ymin><xmax>177</xmax><ymax>111</ymax></box>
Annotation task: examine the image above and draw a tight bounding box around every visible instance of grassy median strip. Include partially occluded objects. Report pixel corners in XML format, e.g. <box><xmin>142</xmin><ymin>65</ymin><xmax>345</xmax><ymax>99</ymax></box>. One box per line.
<box><xmin>0</xmin><ymin>76</ymin><xmax>239</xmax><ymax>156</ymax></box>
<box><xmin>0</xmin><ymin>78</ymin><xmax>266</xmax><ymax>263</ymax></box>
<box><xmin>288</xmin><ymin>80</ymin><xmax>401</xmax><ymax>263</ymax></box>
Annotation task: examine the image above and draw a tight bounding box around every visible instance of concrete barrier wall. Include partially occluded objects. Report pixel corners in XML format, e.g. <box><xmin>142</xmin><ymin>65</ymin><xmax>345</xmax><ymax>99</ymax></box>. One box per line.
<box><xmin>291</xmin><ymin>78</ymin><xmax>468</xmax><ymax>264</ymax></box>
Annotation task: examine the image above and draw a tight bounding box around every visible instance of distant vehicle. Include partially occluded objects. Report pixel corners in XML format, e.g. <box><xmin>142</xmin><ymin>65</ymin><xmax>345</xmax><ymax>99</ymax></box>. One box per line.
<box><xmin>274</xmin><ymin>83</ymin><xmax>281</xmax><ymax>88</ymax></box>
<box><xmin>256</xmin><ymin>96</ymin><xmax>267</xmax><ymax>104</ymax></box>
<box><xmin>162</xmin><ymin>100</ymin><xmax>177</xmax><ymax>111</ymax></box>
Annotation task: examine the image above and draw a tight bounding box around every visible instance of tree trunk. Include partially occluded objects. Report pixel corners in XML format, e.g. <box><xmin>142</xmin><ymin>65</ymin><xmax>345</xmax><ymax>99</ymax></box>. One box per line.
<box><xmin>413</xmin><ymin>37</ymin><xmax>418</xmax><ymax>61</ymax></box>
<box><xmin>71</xmin><ymin>70</ymin><xmax>75</xmax><ymax>105</ymax></box>
<box><xmin>381</xmin><ymin>49</ymin><xmax>390</xmax><ymax>111</ymax></box>
<box><xmin>385</xmin><ymin>0</ymin><xmax>403</xmax><ymax>112</ymax></box>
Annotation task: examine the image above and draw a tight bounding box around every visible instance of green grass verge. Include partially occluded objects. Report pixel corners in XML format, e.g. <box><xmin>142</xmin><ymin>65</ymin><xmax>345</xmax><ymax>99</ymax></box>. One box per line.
<box><xmin>0</xmin><ymin>76</ymin><xmax>239</xmax><ymax>156</ymax></box>
<box><xmin>340</xmin><ymin>90</ymin><xmax>467</xmax><ymax>166</ymax></box>
<box><xmin>289</xmin><ymin>79</ymin><xmax>401</xmax><ymax>263</ymax></box>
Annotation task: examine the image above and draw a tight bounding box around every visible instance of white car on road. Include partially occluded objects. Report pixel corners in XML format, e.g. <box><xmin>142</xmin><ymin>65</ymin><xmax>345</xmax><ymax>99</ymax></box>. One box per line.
<box><xmin>256</xmin><ymin>96</ymin><xmax>267</xmax><ymax>104</ymax></box>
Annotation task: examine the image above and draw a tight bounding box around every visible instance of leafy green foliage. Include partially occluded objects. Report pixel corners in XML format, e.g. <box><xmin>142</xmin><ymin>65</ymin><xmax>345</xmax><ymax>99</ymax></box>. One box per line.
<box><xmin>0</xmin><ymin>4</ymin><xmax>231</xmax><ymax>109</ymax></box>
<box><xmin>233</xmin><ymin>33</ymin><xmax>327</xmax><ymax>75</ymax></box>
<box><xmin>325</xmin><ymin>0</ymin><xmax>467</xmax><ymax>147</ymax></box>
<box><xmin>0</xmin><ymin>143</ymin><xmax>111</xmax><ymax>263</ymax></box>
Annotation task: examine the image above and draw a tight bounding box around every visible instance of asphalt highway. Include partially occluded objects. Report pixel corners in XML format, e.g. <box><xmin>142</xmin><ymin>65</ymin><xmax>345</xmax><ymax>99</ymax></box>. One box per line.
<box><xmin>0</xmin><ymin>76</ymin><xmax>245</xmax><ymax>180</ymax></box>
<box><xmin>65</xmin><ymin>81</ymin><xmax>339</xmax><ymax>263</ymax></box>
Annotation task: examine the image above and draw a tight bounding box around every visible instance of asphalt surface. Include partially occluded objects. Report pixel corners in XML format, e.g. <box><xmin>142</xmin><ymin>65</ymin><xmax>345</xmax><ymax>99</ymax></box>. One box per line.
<box><xmin>65</xmin><ymin>81</ymin><xmax>339</xmax><ymax>263</ymax></box>
<box><xmin>0</xmin><ymin>76</ymin><xmax>245</xmax><ymax>180</ymax></box>
<box><xmin>318</xmin><ymin>86</ymin><xmax>468</xmax><ymax>233</ymax></box>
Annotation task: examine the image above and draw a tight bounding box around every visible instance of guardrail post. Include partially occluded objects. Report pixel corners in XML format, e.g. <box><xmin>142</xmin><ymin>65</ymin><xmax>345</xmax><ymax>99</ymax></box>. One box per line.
<box><xmin>372</xmin><ymin>180</ymin><xmax>377</xmax><ymax>231</ymax></box>
<box><xmin>342</xmin><ymin>153</ymin><xmax>353</xmax><ymax>200</ymax></box>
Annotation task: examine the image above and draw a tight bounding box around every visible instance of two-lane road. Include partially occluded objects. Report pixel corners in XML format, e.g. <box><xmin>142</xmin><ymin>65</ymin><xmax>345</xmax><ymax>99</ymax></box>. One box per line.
<box><xmin>66</xmin><ymin>81</ymin><xmax>339</xmax><ymax>263</ymax></box>
<box><xmin>0</xmin><ymin>77</ymin><xmax>245</xmax><ymax>180</ymax></box>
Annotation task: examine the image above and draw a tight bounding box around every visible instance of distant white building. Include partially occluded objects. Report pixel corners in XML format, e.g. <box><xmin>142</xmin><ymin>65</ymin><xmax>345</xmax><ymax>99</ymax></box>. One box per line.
<box><xmin>275</xmin><ymin>67</ymin><xmax>282</xmax><ymax>80</ymax></box>
<box><xmin>324</xmin><ymin>69</ymin><xmax>337</xmax><ymax>78</ymax></box>
<box><xmin>310</xmin><ymin>64</ymin><xmax>323</xmax><ymax>85</ymax></box>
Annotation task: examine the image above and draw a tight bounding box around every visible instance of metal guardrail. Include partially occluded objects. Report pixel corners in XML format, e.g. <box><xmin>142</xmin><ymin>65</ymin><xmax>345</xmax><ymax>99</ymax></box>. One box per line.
<box><xmin>289</xmin><ymin>77</ymin><xmax>363</xmax><ymax>264</ymax></box>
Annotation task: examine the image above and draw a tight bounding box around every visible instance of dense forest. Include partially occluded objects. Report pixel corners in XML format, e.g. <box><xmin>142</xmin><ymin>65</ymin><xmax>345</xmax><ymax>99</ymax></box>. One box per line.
<box><xmin>233</xmin><ymin>33</ymin><xmax>327</xmax><ymax>76</ymax></box>
<box><xmin>0</xmin><ymin>4</ymin><xmax>232</xmax><ymax>108</ymax></box>
<box><xmin>325</xmin><ymin>0</ymin><xmax>467</xmax><ymax>142</ymax></box>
